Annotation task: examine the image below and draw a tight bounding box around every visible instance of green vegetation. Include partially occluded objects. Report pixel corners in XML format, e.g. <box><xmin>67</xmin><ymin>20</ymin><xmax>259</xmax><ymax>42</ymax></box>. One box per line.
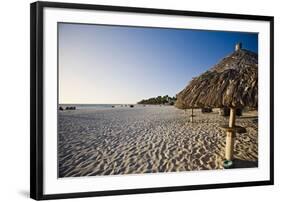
<box><xmin>138</xmin><ymin>95</ymin><xmax>176</xmax><ymax>105</ymax></box>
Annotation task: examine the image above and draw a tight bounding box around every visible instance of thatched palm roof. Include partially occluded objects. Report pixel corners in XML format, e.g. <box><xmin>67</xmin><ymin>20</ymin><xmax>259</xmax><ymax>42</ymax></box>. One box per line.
<box><xmin>175</xmin><ymin>44</ymin><xmax>258</xmax><ymax>109</ymax></box>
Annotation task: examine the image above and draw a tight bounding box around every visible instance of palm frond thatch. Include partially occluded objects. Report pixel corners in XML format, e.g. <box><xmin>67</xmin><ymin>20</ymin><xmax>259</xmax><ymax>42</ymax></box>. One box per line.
<box><xmin>175</xmin><ymin>47</ymin><xmax>258</xmax><ymax>109</ymax></box>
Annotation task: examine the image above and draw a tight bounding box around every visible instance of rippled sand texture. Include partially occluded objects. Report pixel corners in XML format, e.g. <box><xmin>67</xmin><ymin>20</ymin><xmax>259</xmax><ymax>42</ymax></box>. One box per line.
<box><xmin>58</xmin><ymin>106</ymin><xmax>258</xmax><ymax>177</ymax></box>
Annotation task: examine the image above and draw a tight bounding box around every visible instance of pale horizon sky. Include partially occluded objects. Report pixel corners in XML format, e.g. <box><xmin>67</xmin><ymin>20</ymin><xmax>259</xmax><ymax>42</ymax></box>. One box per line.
<box><xmin>58</xmin><ymin>23</ymin><xmax>258</xmax><ymax>104</ymax></box>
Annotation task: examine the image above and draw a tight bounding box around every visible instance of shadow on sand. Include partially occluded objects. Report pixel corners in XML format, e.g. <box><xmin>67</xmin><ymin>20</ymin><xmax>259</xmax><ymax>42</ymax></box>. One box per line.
<box><xmin>237</xmin><ymin>116</ymin><xmax>258</xmax><ymax>120</ymax></box>
<box><xmin>232</xmin><ymin>159</ymin><xmax>258</xmax><ymax>168</ymax></box>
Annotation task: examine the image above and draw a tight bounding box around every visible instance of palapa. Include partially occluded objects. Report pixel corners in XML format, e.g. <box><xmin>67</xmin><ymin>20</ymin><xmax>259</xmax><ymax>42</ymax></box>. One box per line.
<box><xmin>175</xmin><ymin>43</ymin><xmax>258</xmax><ymax>166</ymax></box>
<box><xmin>175</xmin><ymin>43</ymin><xmax>258</xmax><ymax>109</ymax></box>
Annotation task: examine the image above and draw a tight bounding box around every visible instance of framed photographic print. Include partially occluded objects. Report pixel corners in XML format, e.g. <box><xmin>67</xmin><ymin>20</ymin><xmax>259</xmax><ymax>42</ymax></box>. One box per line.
<box><xmin>30</xmin><ymin>1</ymin><xmax>274</xmax><ymax>200</ymax></box>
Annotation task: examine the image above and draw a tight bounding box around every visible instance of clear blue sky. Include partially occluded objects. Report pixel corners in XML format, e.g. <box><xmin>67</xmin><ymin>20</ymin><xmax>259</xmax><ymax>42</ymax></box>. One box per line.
<box><xmin>59</xmin><ymin>23</ymin><xmax>258</xmax><ymax>104</ymax></box>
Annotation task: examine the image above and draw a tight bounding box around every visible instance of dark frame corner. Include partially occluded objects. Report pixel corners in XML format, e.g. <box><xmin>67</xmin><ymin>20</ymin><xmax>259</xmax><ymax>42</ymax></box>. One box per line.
<box><xmin>30</xmin><ymin>1</ymin><xmax>274</xmax><ymax>200</ymax></box>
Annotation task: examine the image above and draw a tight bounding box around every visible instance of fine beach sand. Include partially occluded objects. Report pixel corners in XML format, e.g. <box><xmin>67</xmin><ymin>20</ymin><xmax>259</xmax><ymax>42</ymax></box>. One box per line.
<box><xmin>58</xmin><ymin>106</ymin><xmax>258</xmax><ymax>178</ymax></box>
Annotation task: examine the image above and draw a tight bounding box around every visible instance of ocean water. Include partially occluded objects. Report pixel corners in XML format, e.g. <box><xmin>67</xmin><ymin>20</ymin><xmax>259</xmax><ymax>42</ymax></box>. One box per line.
<box><xmin>59</xmin><ymin>104</ymin><xmax>136</xmax><ymax>110</ymax></box>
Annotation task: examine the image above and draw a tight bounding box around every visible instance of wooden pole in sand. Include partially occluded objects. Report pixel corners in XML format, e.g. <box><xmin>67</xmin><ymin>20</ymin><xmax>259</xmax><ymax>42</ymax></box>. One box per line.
<box><xmin>190</xmin><ymin>108</ymin><xmax>194</xmax><ymax>123</ymax></box>
<box><xmin>225</xmin><ymin>107</ymin><xmax>236</xmax><ymax>161</ymax></box>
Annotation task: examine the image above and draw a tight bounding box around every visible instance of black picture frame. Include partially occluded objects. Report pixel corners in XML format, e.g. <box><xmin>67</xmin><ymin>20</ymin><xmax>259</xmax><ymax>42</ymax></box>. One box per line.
<box><xmin>30</xmin><ymin>1</ymin><xmax>274</xmax><ymax>200</ymax></box>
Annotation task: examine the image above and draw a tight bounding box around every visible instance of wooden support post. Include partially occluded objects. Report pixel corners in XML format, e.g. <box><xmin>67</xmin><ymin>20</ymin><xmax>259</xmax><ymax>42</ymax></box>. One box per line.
<box><xmin>190</xmin><ymin>108</ymin><xmax>194</xmax><ymax>123</ymax></box>
<box><xmin>229</xmin><ymin>107</ymin><xmax>236</xmax><ymax>128</ymax></box>
<box><xmin>225</xmin><ymin>131</ymin><xmax>234</xmax><ymax>161</ymax></box>
<box><xmin>225</xmin><ymin>107</ymin><xmax>236</xmax><ymax>161</ymax></box>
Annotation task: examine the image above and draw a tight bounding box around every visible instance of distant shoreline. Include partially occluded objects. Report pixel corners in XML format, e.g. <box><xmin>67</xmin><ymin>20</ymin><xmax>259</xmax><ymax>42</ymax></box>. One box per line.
<box><xmin>59</xmin><ymin>103</ymin><xmax>174</xmax><ymax>110</ymax></box>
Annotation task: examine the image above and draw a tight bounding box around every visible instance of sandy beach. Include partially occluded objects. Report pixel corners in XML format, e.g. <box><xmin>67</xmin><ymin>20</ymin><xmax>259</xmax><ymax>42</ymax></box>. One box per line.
<box><xmin>58</xmin><ymin>105</ymin><xmax>258</xmax><ymax>178</ymax></box>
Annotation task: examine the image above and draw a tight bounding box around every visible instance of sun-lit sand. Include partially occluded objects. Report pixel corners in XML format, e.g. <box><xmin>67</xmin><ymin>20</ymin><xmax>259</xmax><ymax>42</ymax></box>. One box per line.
<box><xmin>58</xmin><ymin>105</ymin><xmax>258</xmax><ymax>178</ymax></box>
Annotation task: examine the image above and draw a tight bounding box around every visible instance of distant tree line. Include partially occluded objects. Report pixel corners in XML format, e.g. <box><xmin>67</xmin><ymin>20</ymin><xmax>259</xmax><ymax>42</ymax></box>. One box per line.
<box><xmin>137</xmin><ymin>95</ymin><xmax>177</xmax><ymax>105</ymax></box>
